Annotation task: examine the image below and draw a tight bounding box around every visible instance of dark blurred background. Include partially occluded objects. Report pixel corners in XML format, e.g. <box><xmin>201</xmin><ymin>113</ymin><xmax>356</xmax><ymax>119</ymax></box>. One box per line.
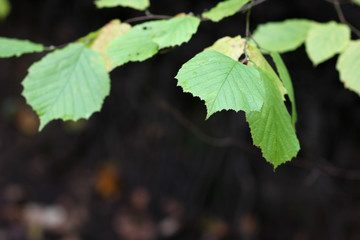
<box><xmin>1</xmin><ymin>0</ymin><xmax>360</xmax><ymax>239</ymax></box>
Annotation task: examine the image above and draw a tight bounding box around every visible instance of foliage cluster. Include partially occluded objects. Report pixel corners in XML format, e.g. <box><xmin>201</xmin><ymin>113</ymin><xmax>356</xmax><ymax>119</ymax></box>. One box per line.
<box><xmin>1</xmin><ymin>0</ymin><xmax>359</xmax><ymax>168</ymax></box>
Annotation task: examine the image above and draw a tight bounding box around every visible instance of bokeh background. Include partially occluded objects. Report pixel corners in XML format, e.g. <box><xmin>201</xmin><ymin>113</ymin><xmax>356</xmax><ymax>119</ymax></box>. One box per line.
<box><xmin>1</xmin><ymin>0</ymin><xmax>360</xmax><ymax>239</ymax></box>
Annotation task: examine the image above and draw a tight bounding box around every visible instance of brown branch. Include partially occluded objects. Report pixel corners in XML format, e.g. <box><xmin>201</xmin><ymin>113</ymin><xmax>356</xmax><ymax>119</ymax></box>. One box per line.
<box><xmin>151</xmin><ymin>94</ymin><xmax>258</xmax><ymax>154</ymax></box>
<box><xmin>294</xmin><ymin>157</ymin><xmax>360</xmax><ymax>181</ymax></box>
<box><xmin>242</xmin><ymin>0</ymin><xmax>254</xmax><ymax>63</ymax></box>
<box><xmin>124</xmin><ymin>14</ymin><xmax>172</xmax><ymax>23</ymax></box>
<box><xmin>239</xmin><ymin>0</ymin><xmax>266</xmax><ymax>13</ymax></box>
<box><xmin>43</xmin><ymin>0</ymin><xmax>268</xmax><ymax>51</ymax></box>
<box><xmin>44</xmin><ymin>43</ymin><xmax>69</xmax><ymax>51</ymax></box>
<box><xmin>153</xmin><ymin>94</ymin><xmax>360</xmax><ymax>181</ymax></box>
<box><xmin>331</xmin><ymin>0</ymin><xmax>360</xmax><ymax>38</ymax></box>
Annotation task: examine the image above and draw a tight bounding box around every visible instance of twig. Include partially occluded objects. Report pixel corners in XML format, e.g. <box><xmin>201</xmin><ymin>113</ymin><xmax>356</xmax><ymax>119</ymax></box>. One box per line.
<box><xmin>153</xmin><ymin>94</ymin><xmax>360</xmax><ymax>181</ymax></box>
<box><xmin>43</xmin><ymin>43</ymin><xmax>69</xmax><ymax>51</ymax></box>
<box><xmin>331</xmin><ymin>0</ymin><xmax>360</xmax><ymax>38</ymax></box>
<box><xmin>42</xmin><ymin>0</ymin><xmax>268</xmax><ymax>51</ymax></box>
<box><xmin>294</xmin><ymin>157</ymin><xmax>360</xmax><ymax>181</ymax></box>
<box><xmin>124</xmin><ymin>14</ymin><xmax>172</xmax><ymax>23</ymax></box>
<box><xmin>239</xmin><ymin>0</ymin><xmax>266</xmax><ymax>13</ymax></box>
<box><xmin>249</xmin><ymin>33</ymin><xmax>268</xmax><ymax>52</ymax></box>
<box><xmin>152</xmin><ymin>94</ymin><xmax>258</xmax><ymax>154</ymax></box>
<box><xmin>242</xmin><ymin>0</ymin><xmax>254</xmax><ymax>63</ymax></box>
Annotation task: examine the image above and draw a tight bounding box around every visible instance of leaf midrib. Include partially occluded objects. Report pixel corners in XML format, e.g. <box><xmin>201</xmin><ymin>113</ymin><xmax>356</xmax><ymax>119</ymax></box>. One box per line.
<box><xmin>208</xmin><ymin>60</ymin><xmax>238</xmax><ymax>115</ymax></box>
<box><xmin>44</xmin><ymin>45</ymin><xmax>85</xmax><ymax>120</ymax></box>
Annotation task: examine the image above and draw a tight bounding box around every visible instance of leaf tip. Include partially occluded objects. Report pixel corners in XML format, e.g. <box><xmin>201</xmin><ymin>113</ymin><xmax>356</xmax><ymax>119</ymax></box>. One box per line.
<box><xmin>38</xmin><ymin>118</ymin><xmax>49</xmax><ymax>132</ymax></box>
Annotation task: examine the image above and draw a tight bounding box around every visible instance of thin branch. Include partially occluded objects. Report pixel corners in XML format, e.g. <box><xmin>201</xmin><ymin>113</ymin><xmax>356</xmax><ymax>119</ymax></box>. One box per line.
<box><xmin>152</xmin><ymin>94</ymin><xmax>257</xmax><ymax>154</ymax></box>
<box><xmin>124</xmin><ymin>14</ymin><xmax>172</xmax><ymax>23</ymax></box>
<box><xmin>239</xmin><ymin>0</ymin><xmax>266</xmax><ymax>13</ymax></box>
<box><xmin>242</xmin><ymin>0</ymin><xmax>254</xmax><ymax>63</ymax></box>
<box><xmin>153</xmin><ymin>94</ymin><xmax>360</xmax><ymax>181</ymax></box>
<box><xmin>294</xmin><ymin>157</ymin><xmax>360</xmax><ymax>181</ymax></box>
<box><xmin>43</xmin><ymin>0</ymin><xmax>268</xmax><ymax>51</ymax></box>
<box><xmin>324</xmin><ymin>0</ymin><xmax>353</xmax><ymax>4</ymax></box>
<box><xmin>43</xmin><ymin>43</ymin><xmax>69</xmax><ymax>51</ymax></box>
<box><xmin>331</xmin><ymin>0</ymin><xmax>360</xmax><ymax>38</ymax></box>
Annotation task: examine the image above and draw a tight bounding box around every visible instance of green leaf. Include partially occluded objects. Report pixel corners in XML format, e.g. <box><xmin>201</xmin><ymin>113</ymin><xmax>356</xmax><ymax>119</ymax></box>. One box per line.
<box><xmin>77</xmin><ymin>19</ymin><xmax>132</xmax><ymax>71</ymax></box>
<box><xmin>0</xmin><ymin>37</ymin><xmax>44</xmax><ymax>58</ymax></box>
<box><xmin>203</xmin><ymin>0</ymin><xmax>250</xmax><ymax>22</ymax></box>
<box><xmin>175</xmin><ymin>50</ymin><xmax>266</xmax><ymax>118</ymax></box>
<box><xmin>246</xmin><ymin>68</ymin><xmax>300</xmax><ymax>168</ymax></box>
<box><xmin>108</xmin><ymin>16</ymin><xmax>200</xmax><ymax>67</ymax></box>
<box><xmin>305</xmin><ymin>21</ymin><xmax>350</xmax><ymax>65</ymax></box>
<box><xmin>107</xmin><ymin>23</ymin><xmax>159</xmax><ymax>67</ymax></box>
<box><xmin>95</xmin><ymin>0</ymin><xmax>150</xmax><ymax>10</ymax></box>
<box><xmin>151</xmin><ymin>15</ymin><xmax>201</xmax><ymax>49</ymax></box>
<box><xmin>205</xmin><ymin>37</ymin><xmax>287</xmax><ymax>99</ymax></box>
<box><xmin>270</xmin><ymin>52</ymin><xmax>297</xmax><ymax>125</ymax></box>
<box><xmin>252</xmin><ymin>19</ymin><xmax>314</xmax><ymax>53</ymax></box>
<box><xmin>353</xmin><ymin>0</ymin><xmax>360</xmax><ymax>6</ymax></box>
<box><xmin>336</xmin><ymin>40</ymin><xmax>360</xmax><ymax>95</ymax></box>
<box><xmin>205</xmin><ymin>35</ymin><xmax>245</xmax><ymax>61</ymax></box>
<box><xmin>0</xmin><ymin>0</ymin><xmax>10</xmax><ymax>20</ymax></box>
<box><xmin>22</xmin><ymin>43</ymin><xmax>110</xmax><ymax>130</ymax></box>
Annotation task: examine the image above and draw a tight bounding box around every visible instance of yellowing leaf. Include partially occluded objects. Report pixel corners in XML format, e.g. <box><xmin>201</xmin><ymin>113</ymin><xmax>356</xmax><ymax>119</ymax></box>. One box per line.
<box><xmin>0</xmin><ymin>0</ymin><xmax>10</xmax><ymax>20</ymax></box>
<box><xmin>205</xmin><ymin>36</ymin><xmax>245</xmax><ymax>61</ymax></box>
<box><xmin>305</xmin><ymin>21</ymin><xmax>351</xmax><ymax>65</ymax></box>
<box><xmin>95</xmin><ymin>164</ymin><xmax>121</xmax><ymax>200</ymax></box>
<box><xmin>246</xmin><ymin>44</ymin><xmax>287</xmax><ymax>98</ymax></box>
<box><xmin>107</xmin><ymin>23</ymin><xmax>159</xmax><ymax>67</ymax></box>
<box><xmin>336</xmin><ymin>40</ymin><xmax>360</xmax><ymax>95</ymax></box>
<box><xmin>91</xmin><ymin>20</ymin><xmax>131</xmax><ymax>71</ymax></box>
<box><xmin>203</xmin><ymin>0</ymin><xmax>250</xmax><ymax>22</ymax></box>
<box><xmin>108</xmin><ymin>15</ymin><xmax>200</xmax><ymax>67</ymax></box>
